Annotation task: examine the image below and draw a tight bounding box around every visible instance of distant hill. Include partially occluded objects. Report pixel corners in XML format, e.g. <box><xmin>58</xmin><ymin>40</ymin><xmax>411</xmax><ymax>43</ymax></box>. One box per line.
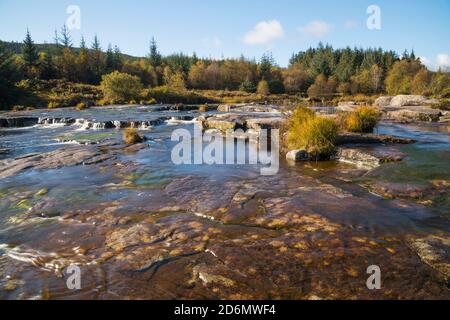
<box><xmin>0</xmin><ymin>40</ymin><xmax>139</xmax><ymax>60</ymax></box>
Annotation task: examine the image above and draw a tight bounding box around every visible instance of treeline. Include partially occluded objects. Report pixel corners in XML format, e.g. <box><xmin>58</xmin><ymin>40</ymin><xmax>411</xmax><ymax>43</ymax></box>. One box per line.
<box><xmin>1</xmin><ymin>28</ymin><xmax>450</xmax><ymax>108</ymax></box>
<box><xmin>288</xmin><ymin>44</ymin><xmax>450</xmax><ymax>98</ymax></box>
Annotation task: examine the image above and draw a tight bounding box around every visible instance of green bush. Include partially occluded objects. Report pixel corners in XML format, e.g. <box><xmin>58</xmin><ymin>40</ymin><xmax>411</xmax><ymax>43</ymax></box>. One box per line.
<box><xmin>48</xmin><ymin>101</ymin><xmax>61</xmax><ymax>109</ymax></box>
<box><xmin>342</xmin><ymin>106</ymin><xmax>379</xmax><ymax>133</ymax></box>
<box><xmin>287</xmin><ymin>106</ymin><xmax>338</xmax><ymax>160</ymax></box>
<box><xmin>101</xmin><ymin>71</ymin><xmax>143</xmax><ymax>104</ymax></box>
<box><xmin>75</xmin><ymin>101</ymin><xmax>89</xmax><ymax>110</ymax></box>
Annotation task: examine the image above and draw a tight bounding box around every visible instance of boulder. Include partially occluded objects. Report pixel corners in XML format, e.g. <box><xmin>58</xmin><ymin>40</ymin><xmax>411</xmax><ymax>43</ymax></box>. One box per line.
<box><xmin>286</xmin><ymin>150</ymin><xmax>309</xmax><ymax>162</ymax></box>
<box><xmin>245</xmin><ymin>117</ymin><xmax>286</xmax><ymax>131</ymax></box>
<box><xmin>374</xmin><ymin>96</ymin><xmax>393</xmax><ymax>108</ymax></box>
<box><xmin>384</xmin><ymin>107</ymin><xmax>442</xmax><ymax>122</ymax></box>
<box><xmin>337</xmin><ymin>147</ymin><xmax>406</xmax><ymax>169</ymax></box>
<box><xmin>0</xmin><ymin>117</ymin><xmax>39</xmax><ymax>128</ymax></box>
<box><xmin>390</xmin><ymin>95</ymin><xmax>428</xmax><ymax>107</ymax></box>
<box><xmin>217</xmin><ymin>104</ymin><xmax>236</xmax><ymax>112</ymax></box>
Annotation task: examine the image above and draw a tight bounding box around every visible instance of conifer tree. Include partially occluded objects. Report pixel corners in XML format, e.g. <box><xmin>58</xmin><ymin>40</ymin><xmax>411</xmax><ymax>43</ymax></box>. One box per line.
<box><xmin>22</xmin><ymin>29</ymin><xmax>39</xmax><ymax>77</ymax></box>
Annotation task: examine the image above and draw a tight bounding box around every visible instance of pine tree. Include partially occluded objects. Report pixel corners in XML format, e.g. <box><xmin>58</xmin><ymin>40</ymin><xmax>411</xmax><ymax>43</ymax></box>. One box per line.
<box><xmin>113</xmin><ymin>45</ymin><xmax>123</xmax><ymax>70</ymax></box>
<box><xmin>148</xmin><ymin>37</ymin><xmax>162</xmax><ymax>67</ymax></box>
<box><xmin>22</xmin><ymin>29</ymin><xmax>39</xmax><ymax>77</ymax></box>
<box><xmin>105</xmin><ymin>44</ymin><xmax>115</xmax><ymax>72</ymax></box>
<box><xmin>80</xmin><ymin>35</ymin><xmax>86</xmax><ymax>50</ymax></box>
<box><xmin>77</xmin><ymin>36</ymin><xmax>90</xmax><ymax>83</ymax></box>
<box><xmin>59</xmin><ymin>25</ymin><xmax>72</xmax><ymax>48</ymax></box>
<box><xmin>90</xmin><ymin>35</ymin><xmax>103</xmax><ymax>83</ymax></box>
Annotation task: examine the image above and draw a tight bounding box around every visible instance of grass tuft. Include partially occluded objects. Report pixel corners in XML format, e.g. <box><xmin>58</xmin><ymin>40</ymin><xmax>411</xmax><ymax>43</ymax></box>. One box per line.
<box><xmin>123</xmin><ymin>128</ymin><xmax>143</xmax><ymax>144</ymax></box>
<box><xmin>287</xmin><ymin>106</ymin><xmax>338</xmax><ymax>160</ymax></box>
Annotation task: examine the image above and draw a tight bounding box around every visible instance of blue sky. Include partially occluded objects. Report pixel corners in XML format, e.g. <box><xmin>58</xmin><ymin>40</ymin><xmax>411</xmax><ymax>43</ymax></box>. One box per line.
<box><xmin>1</xmin><ymin>0</ymin><xmax>449</xmax><ymax>68</ymax></box>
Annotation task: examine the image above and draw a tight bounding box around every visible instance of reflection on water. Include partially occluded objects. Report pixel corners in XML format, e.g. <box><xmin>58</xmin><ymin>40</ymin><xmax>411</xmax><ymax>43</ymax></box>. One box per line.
<box><xmin>0</xmin><ymin>107</ymin><xmax>449</xmax><ymax>299</ymax></box>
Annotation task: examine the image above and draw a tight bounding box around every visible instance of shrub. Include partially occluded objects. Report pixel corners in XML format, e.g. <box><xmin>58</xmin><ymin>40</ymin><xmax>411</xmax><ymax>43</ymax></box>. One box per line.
<box><xmin>239</xmin><ymin>80</ymin><xmax>256</xmax><ymax>93</ymax></box>
<box><xmin>101</xmin><ymin>71</ymin><xmax>143</xmax><ymax>103</ymax></box>
<box><xmin>343</xmin><ymin>106</ymin><xmax>379</xmax><ymax>133</ymax></box>
<box><xmin>75</xmin><ymin>101</ymin><xmax>89</xmax><ymax>110</ymax></box>
<box><xmin>123</xmin><ymin>128</ymin><xmax>143</xmax><ymax>144</ymax></box>
<box><xmin>257</xmin><ymin>80</ymin><xmax>270</xmax><ymax>96</ymax></box>
<box><xmin>48</xmin><ymin>101</ymin><xmax>61</xmax><ymax>109</ymax></box>
<box><xmin>96</xmin><ymin>98</ymin><xmax>110</xmax><ymax>106</ymax></box>
<box><xmin>287</xmin><ymin>106</ymin><xmax>338</xmax><ymax>160</ymax></box>
<box><xmin>431</xmin><ymin>99</ymin><xmax>450</xmax><ymax>111</ymax></box>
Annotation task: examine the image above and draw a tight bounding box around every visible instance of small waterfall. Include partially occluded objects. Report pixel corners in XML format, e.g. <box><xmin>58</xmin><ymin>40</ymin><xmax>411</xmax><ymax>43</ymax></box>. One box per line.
<box><xmin>113</xmin><ymin>121</ymin><xmax>122</xmax><ymax>129</ymax></box>
<box><xmin>92</xmin><ymin>122</ymin><xmax>106</xmax><ymax>130</ymax></box>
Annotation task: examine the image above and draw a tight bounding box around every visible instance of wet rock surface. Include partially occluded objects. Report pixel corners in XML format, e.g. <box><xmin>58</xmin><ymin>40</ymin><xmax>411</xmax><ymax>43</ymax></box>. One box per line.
<box><xmin>0</xmin><ymin>146</ymin><xmax>115</xmax><ymax>178</ymax></box>
<box><xmin>0</xmin><ymin>106</ymin><xmax>449</xmax><ymax>300</ymax></box>
<box><xmin>407</xmin><ymin>236</ymin><xmax>450</xmax><ymax>283</ymax></box>
<box><xmin>337</xmin><ymin>147</ymin><xmax>407</xmax><ymax>169</ymax></box>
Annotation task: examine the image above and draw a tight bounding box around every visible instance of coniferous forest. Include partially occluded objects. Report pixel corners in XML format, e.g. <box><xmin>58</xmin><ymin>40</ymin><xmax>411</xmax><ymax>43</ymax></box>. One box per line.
<box><xmin>1</xmin><ymin>28</ymin><xmax>450</xmax><ymax>109</ymax></box>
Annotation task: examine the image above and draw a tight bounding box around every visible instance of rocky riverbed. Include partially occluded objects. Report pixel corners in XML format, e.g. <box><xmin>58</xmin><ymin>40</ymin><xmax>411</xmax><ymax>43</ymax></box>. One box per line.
<box><xmin>0</xmin><ymin>104</ymin><xmax>449</xmax><ymax>300</ymax></box>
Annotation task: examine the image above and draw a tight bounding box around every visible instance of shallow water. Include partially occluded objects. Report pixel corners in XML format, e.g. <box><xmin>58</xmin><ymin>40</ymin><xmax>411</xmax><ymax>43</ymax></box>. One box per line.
<box><xmin>0</xmin><ymin>107</ymin><xmax>449</xmax><ymax>300</ymax></box>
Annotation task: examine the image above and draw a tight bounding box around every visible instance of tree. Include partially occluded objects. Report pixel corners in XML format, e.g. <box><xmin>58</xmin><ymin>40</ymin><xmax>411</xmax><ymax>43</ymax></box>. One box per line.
<box><xmin>163</xmin><ymin>66</ymin><xmax>186</xmax><ymax>91</ymax></box>
<box><xmin>76</xmin><ymin>36</ymin><xmax>91</xmax><ymax>83</ymax></box>
<box><xmin>105</xmin><ymin>44</ymin><xmax>115</xmax><ymax>73</ymax></box>
<box><xmin>101</xmin><ymin>71</ymin><xmax>143</xmax><ymax>103</ymax></box>
<box><xmin>188</xmin><ymin>60</ymin><xmax>208</xmax><ymax>89</ymax></box>
<box><xmin>257</xmin><ymin>80</ymin><xmax>270</xmax><ymax>96</ymax></box>
<box><xmin>283</xmin><ymin>64</ymin><xmax>311</xmax><ymax>93</ymax></box>
<box><xmin>148</xmin><ymin>37</ymin><xmax>162</xmax><ymax>67</ymax></box>
<box><xmin>0</xmin><ymin>44</ymin><xmax>21</xmax><ymax>107</ymax></box>
<box><xmin>385</xmin><ymin>59</ymin><xmax>424</xmax><ymax>95</ymax></box>
<box><xmin>411</xmin><ymin>68</ymin><xmax>431</xmax><ymax>95</ymax></box>
<box><xmin>59</xmin><ymin>25</ymin><xmax>73</xmax><ymax>49</ymax></box>
<box><xmin>259</xmin><ymin>52</ymin><xmax>274</xmax><ymax>80</ymax></box>
<box><xmin>22</xmin><ymin>29</ymin><xmax>39</xmax><ymax>77</ymax></box>
<box><xmin>90</xmin><ymin>35</ymin><xmax>104</xmax><ymax>83</ymax></box>
<box><xmin>38</xmin><ymin>52</ymin><xmax>55</xmax><ymax>80</ymax></box>
<box><xmin>429</xmin><ymin>72</ymin><xmax>450</xmax><ymax>97</ymax></box>
<box><xmin>239</xmin><ymin>79</ymin><xmax>257</xmax><ymax>93</ymax></box>
<box><xmin>307</xmin><ymin>74</ymin><xmax>336</xmax><ymax>99</ymax></box>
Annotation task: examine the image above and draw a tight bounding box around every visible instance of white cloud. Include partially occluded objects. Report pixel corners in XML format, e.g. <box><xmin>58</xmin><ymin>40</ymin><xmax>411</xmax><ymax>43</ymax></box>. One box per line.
<box><xmin>344</xmin><ymin>20</ymin><xmax>358</xmax><ymax>29</ymax></box>
<box><xmin>298</xmin><ymin>20</ymin><xmax>334</xmax><ymax>38</ymax></box>
<box><xmin>420</xmin><ymin>54</ymin><xmax>450</xmax><ymax>71</ymax></box>
<box><xmin>437</xmin><ymin>54</ymin><xmax>450</xmax><ymax>68</ymax></box>
<box><xmin>243</xmin><ymin>20</ymin><xmax>284</xmax><ymax>45</ymax></box>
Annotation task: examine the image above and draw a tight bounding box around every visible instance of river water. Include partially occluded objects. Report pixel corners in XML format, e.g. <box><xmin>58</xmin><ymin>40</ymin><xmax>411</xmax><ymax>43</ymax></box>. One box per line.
<box><xmin>0</xmin><ymin>106</ymin><xmax>449</xmax><ymax>299</ymax></box>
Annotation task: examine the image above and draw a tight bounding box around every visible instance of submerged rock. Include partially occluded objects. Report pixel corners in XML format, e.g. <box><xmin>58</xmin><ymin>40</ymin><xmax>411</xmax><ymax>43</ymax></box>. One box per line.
<box><xmin>336</xmin><ymin>132</ymin><xmax>416</xmax><ymax>145</ymax></box>
<box><xmin>408</xmin><ymin>236</ymin><xmax>450</xmax><ymax>282</ymax></box>
<box><xmin>0</xmin><ymin>146</ymin><xmax>115</xmax><ymax>178</ymax></box>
